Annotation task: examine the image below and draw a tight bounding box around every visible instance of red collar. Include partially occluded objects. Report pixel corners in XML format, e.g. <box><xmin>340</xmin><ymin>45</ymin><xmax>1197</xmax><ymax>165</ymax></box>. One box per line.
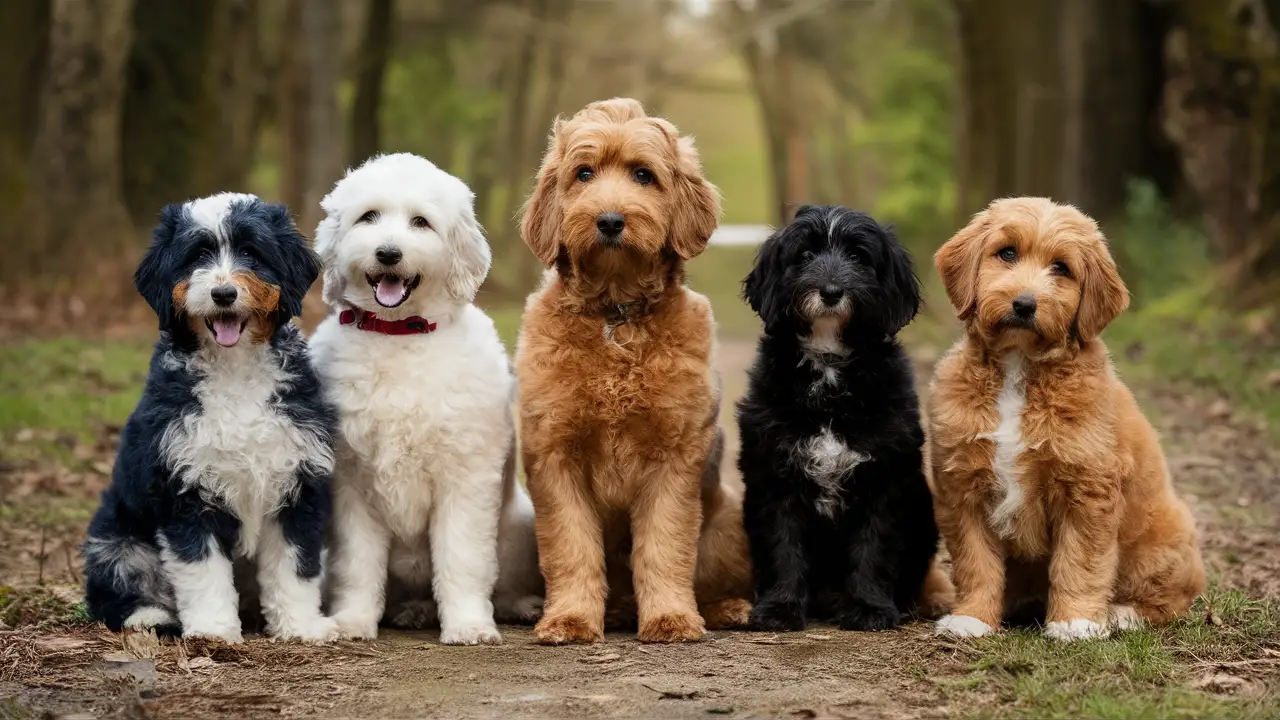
<box><xmin>339</xmin><ymin>309</ymin><xmax>437</xmax><ymax>335</ymax></box>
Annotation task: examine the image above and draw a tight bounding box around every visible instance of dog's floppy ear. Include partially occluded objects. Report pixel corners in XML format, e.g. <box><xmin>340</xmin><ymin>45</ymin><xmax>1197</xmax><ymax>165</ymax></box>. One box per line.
<box><xmin>668</xmin><ymin>135</ymin><xmax>721</xmax><ymax>260</ymax></box>
<box><xmin>265</xmin><ymin>203</ymin><xmax>320</xmax><ymax>320</ymax></box>
<box><xmin>878</xmin><ymin>225</ymin><xmax>921</xmax><ymax>336</ymax></box>
<box><xmin>934</xmin><ymin>210</ymin><xmax>990</xmax><ymax>321</ymax></box>
<box><xmin>1075</xmin><ymin>229</ymin><xmax>1130</xmax><ymax>340</ymax></box>
<box><xmin>135</xmin><ymin>203</ymin><xmax>183</xmax><ymax>329</ymax></box>
<box><xmin>521</xmin><ymin>121</ymin><xmax>563</xmax><ymax>267</ymax></box>
<box><xmin>445</xmin><ymin>194</ymin><xmax>492</xmax><ymax>301</ymax></box>
<box><xmin>314</xmin><ymin>190</ymin><xmax>349</xmax><ymax>307</ymax></box>
<box><xmin>742</xmin><ymin>227</ymin><xmax>787</xmax><ymax>328</ymax></box>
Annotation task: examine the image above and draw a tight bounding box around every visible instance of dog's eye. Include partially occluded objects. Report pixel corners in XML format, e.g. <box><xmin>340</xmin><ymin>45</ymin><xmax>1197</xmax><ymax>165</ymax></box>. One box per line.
<box><xmin>575</xmin><ymin>167</ymin><xmax>594</xmax><ymax>183</ymax></box>
<box><xmin>357</xmin><ymin>210</ymin><xmax>379</xmax><ymax>224</ymax></box>
<box><xmin>996</xmin><ymin>246</ymin><xmax>1018</xmax><ymax>262</ymax></box>
<box><xmin>1051</xmin><ymin>260</ymin><xmax>1072</xmax><ymax>277</ymax></box>
<box><xmin>410</xmin><ymin>216</ymin><xmax>431</xmax><ymax>230</ymax></box>
<box><xmin>633</xmin><ymin>167</ymin><xmax>654</xmax><ymax>186</ymax></box>
<box><xmin>801</xmin><ymin>250</ymin><xmax>815</xmax><ymax>262</ymax></box>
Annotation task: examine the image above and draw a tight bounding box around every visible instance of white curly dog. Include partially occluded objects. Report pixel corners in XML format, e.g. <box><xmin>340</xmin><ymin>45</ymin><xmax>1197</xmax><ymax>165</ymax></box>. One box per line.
<box><xmin>309</xmin><ymin>153</ymin><xmax>543</xmax><ymax>645</ymax></box>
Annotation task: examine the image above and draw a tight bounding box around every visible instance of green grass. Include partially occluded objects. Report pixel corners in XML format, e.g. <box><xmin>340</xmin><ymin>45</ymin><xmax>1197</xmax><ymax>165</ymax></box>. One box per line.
<box><xmin>947</xmin><ymin>586</ymin><xmax>1280</xmax><ymax>719</ymax></box>
<box><xmin>0</xmin><ymin>585</ymin><xmax>91</xmax><ymax>629</ymax></box>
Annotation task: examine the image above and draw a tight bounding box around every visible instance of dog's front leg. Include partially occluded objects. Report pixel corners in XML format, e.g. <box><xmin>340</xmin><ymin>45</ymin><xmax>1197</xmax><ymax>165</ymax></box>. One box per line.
<box><xmin>745</xmin><ymin>493</ymin><xmax>810</xmax><ymax>632</ymax></box>
<box><xmin>838</xmin><ymin>500</ymin><xmax>903</xmax><ymax>631</ymax></box>
<box><xmin>429</xmin><ymin>465</ymin><xmax>503</xmax><ymax>645</ymax></box>
<box><xmin>631</xmin><ymin>463</ymin><xmax>705</xmax><ymax>643</ymax></box>
<box><xmin>159</xmin><ymin>504</ymin><xmax>243</xmax><ymax>643</ymax></box>
<box><xmin>329</xmin><ymin>483</ymin><xmax>391</xmax><ymax>639</ymax></box>
<box><xmin>935</xmin><ymin>489</ymin><xmax>1006</xmax><ymax>638</ymax></box>
<box><xmin>1044</xmin><ymin>478</ymin><xmax>1121</xmax><ymax>642</ymax></box>
<box><xmin>257</xmin><ymin>479</ymin><xmax>337</xmax><ymax>643</ymax></box>
<box><xmin>529</xmin><ymin>452</ymin><xmax>607</xmax><ymax>644</ymax></box>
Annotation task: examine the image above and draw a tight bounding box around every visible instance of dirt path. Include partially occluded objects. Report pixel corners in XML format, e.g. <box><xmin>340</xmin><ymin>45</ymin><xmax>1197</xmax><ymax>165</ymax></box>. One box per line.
<box><xmin>3</xmin><ymin>337</ymin><xmax>1277</xmax><ymax>719</ymax></box>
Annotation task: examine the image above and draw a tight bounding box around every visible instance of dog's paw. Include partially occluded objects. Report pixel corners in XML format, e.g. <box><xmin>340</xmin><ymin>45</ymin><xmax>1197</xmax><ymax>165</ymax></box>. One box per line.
<box><xmin>332</xmin><ymin>612</ymin><xmax>379</xmax><ymax>641</ymax></box>
<box><xmin>934</xmin><ymin>614</ymin><xmax>993</xmax><ymax>639</ymax></box>
<box><xmin>440</xmin><ymin>620</ymin><xmax>503</xmax><ymax>646</ymax></box>
<box><xmin>837</xmin><ymin>601</ymin><xmax>902</xmax><ymax>632</ymax></box>
<box><xmin>638</xmin><ymin>612</ymin><xmax>706</xmax><ymax>643</ymax></box>
<box><xmin>182</xmin><ymin>624</ymin><xmax>244</xmax><ymax>644</ymax></box>
<box><xmin>535</xmin><ymin>613</ymin><xmax>603</xmax><ymax>645</ymax></box>
<box><xmin>749</xmin><ymin>597</ymin><xmax>807</xmax><ymax>632</ymax></box>
<box><xmin>1044</xmin><ymin>618</ymin><xmax>1109</xmax><ymax>642</ymax></box>
<box><xmin>123</xmin><ymin>606</ymin><xmax>177</xmax><ymax>632</ymax></box>
<box><xmin>1108</xmin><ymin>605</ymin><xmax>1144</xmax><ymax>632</ymax></box>
<box><xmin>388</xmin><ymin>600</ymin><xmax>439</xmax><ymax>629</ymax></box>
<box><xmin>271</xmin><ymin>616</ymin><xmax>340</xmax><ymax>644</ymax></box>
<box><xmin>702</xmin><ymin>598</ymin><xmax>753</xmax><ymax>630</ymax></box>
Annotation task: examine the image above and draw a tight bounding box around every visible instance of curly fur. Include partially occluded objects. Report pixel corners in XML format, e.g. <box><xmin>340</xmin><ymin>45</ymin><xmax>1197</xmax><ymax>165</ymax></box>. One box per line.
<box><xmin>929</xmin><ymin>197</ymin><xmax>1205</xmax><ymax>642</ymax></box>
<box><xmin>308</xmin><ymin>153</ymin><xmax>542</xmax><ymax>646</ymax></box>
<box><xmin>737</xmin><ymin>205</ymin><xmax>952</xmax><ymax>632</ymax></box>
<box><xmin>516</xmin><ymin>98</ymin><xmax>753</xmax><ymax>645</ymax></box>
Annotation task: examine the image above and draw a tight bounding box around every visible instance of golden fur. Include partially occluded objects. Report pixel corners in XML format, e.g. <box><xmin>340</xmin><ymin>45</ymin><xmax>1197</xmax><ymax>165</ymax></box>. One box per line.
<box><xmin>929</xmin><ymin>197</ymin><xmax>1204</xmax><ymax>634</ymax></box>
<box><xmin>516</xmin><ymin>98</ymin><xmax>752</xmax><ymax>644</ymax></box>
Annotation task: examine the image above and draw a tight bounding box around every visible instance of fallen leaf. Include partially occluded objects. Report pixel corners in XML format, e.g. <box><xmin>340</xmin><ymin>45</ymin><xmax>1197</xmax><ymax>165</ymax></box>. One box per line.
<box><xmin>579</xmin><ymin>652</ymin><xmax>621</xmax><ymax>664</ymax></box>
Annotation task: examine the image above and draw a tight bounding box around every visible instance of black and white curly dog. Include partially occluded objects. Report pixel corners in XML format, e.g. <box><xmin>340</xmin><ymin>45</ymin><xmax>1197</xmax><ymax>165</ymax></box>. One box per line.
<box><xmin>737</xmin><ymin>205</ymin><xmax>952</xmax><ymax>632</ymax></box>
<box><xmin>83</xmin><ymin>193</ymin><xmax>339</xmax><ymax>643</ymax></box>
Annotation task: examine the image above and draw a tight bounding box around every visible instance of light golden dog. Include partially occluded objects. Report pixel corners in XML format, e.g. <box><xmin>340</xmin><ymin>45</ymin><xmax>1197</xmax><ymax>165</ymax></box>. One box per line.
<box><xmin>515</xmin><ymin>98</ymin><xmax>753</xmax><ymax>644</ymax></box>
<box><xmin>928</xmin><ymin>197</ymin><xmax>1204</xmax><ymax>642</ymax></box>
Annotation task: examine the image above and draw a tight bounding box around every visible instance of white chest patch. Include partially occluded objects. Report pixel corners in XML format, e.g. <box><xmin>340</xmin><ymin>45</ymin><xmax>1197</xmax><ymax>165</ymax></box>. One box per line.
<box><xmin>799</xmin><ymin>427</ymin><xmax>870</xmax><ymax>518</ymax></box>
<box><xmin>799</xmin><ymin>317</ymin><xmax>848</xmax><ymax>393</ymax></box>
<box><xmin>160</xmin><ymin>345</ymin><xmax>334</xmax><ymax>558</ymax></box>
<box><xmin>982</xmin><ymin>350</ymin><xmax>1028</xmax><ymax>538</ymax></box>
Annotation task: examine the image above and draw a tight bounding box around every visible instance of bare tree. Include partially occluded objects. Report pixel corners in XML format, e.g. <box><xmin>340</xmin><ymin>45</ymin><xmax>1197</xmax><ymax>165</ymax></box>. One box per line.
<box><xmin>300</xmin><ymin>0</ymin><xmax>343</xmax><ymax>234</ymax></box>
<box><xmin>23</xmin><ymin>0</ymin><xmax>136</xmax><ymax>277</ymax></box>
<box><xmin>350</xmin><ymin>0</ymin><xmax>395</xmax><ymax>167</ymax></box>
<box><xmin>0</xmin><ymin>0</ymin><xmax>49</xmax><ymax>223</ymax></box>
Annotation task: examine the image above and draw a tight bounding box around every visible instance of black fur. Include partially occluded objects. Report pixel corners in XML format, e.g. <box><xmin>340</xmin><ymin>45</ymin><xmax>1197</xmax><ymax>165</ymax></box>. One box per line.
<box><xmin>84</xmin><ymin>196</ymin><xmax>334</xmax><ymax>636</ymax></box>
<box><xmin>736</xmin><ymin>205</ymin><xmax>939</xmax><ymax>632</ymax></box>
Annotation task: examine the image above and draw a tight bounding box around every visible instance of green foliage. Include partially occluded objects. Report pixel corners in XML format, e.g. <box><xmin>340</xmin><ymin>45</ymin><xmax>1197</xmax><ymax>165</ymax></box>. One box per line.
<box><xmin>851</xmin><ymin>46</ymin><xmax>956</xmax><ymax>254</ymax></box>
<box><xmin>0</xmin><ymin>586</ymin><xmax>91</xmax><ymax>629</ymax></box>
<box><xmin>1113</xmin><ymin>179</ymin><xmax>1210</xmax><ymax>306</ymax></box>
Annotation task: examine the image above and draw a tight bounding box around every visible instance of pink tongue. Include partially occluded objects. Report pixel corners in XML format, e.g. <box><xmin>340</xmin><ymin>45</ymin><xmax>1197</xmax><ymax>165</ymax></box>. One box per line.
<box><xmin>212</xmin><ymin>318</ymin><xmax>242</xmax><ymax>347</ymax></box>
<box><xmin>376</xmin><ymin>276</ymin><xmax>407</xmax><ymax>307</ymax></box>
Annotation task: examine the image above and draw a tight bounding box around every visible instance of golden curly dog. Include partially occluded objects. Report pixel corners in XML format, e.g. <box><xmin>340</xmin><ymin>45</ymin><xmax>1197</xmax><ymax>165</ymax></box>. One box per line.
<box><xmin>515</xmin><ymin>98</ymin><xmax>753</xmax><ymax>644</ymax></box>
<box><xmin>929</xmin><ymin>197</ymin><xmax>1204</xmax><ymax>642</ymax></box>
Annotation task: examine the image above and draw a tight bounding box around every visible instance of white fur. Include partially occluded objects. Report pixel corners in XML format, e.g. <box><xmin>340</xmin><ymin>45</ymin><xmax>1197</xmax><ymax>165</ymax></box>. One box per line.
<box><xmin>798</xmin><ymin>427</ymin><xmax>870</xmax><ymax>518</ymax></box>
<box><xmin>122</xmin><ymin>605</ymin><xmax>175</xmax><ymax>630</ymax></box>
<box><xmin>1045</xmin><ymin>618</ymin><xmax>1110</xmax><ymax>642</ymax></box>
<box><xmin>161</xmin><ymin>344</ymin><xmax>334</xmax><ymax>558</ymax></box>
<box><xmin>1108</xmin><ymin>604</ymin><xmax>1143</xmax><ymax>631</ymax></box>
<box><xmin>935</xmin><ymin>613</ymin><xmax>994</xmax><ymax>638</ymax></box>
<box><xmin>160</xmin><ymin>536</ymin><xmax>242</xmax><ymax>642</ymax></box>
<box><xmin>186</xmin><ymin>192</ymin><xmax>257</xmax><ymax>235</ymax></box>
<box><xmin>255</xmin><ymin>521</ymin><xmax>338</xmax><ymax>643</ymax></box>
<box><xmin>311</xmin><ymin>154</ymin><xmax>541</xmax><ymax>644</ymax></box>
<box><xmin>798</xmin><ymin>297</ymin><xmax>850</xmax><ymax>392</ymax></box>
<box><xmin>981</xmin><ymin>350</ymin><xmax>1027</xmax><ymax>538</ymax></box>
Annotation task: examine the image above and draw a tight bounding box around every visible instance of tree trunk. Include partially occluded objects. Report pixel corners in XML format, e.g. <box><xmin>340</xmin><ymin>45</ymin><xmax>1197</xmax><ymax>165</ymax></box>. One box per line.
<box><xmin>201</xmin><ymin>0</ymin><xmax>267</xmax><ymax>191</ymax></box>
<box><xmin>22</xmin><ymin>0</ymin><xmax>136</xmax><ymax>280</ymax></box>
<box><xmin>952</xmin><ymin>0</ymin><xmax>1172</xmax><ymax>222</ymax></box>
<box><xmin>121</xmin><ymin>0</ymin><xmax>218</xmax><ymax>224</ymax></box>
<box><xmin>300</xmin><ymin>0</ymin><xmax>343</xmax><ymax>234</ymax></box>
<box><xmin>1160</xmin><ymin>0</ymin><xmax>1280</xmax><ymax>301</ymax></box>
<box><xmin>349</xmin><ymin>0</ymin><xmax>394</xmax><ymax>167</ymax></box>
<box><xmin>278</xmin><ymin>0</ymin><xmax>309</xmax><ymax>217</ymax></box>
<box><xmin>0</xmin><ymin>0</ymin><xmax>49</xmax><ymax>220</ymax></box>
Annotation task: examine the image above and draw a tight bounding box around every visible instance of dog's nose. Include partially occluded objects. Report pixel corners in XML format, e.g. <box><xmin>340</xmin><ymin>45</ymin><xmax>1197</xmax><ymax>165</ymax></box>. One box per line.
<box><xmin>596</xmin><ymin>212</ymin><xmax>625</xmax><ymax>237</ymax></box>
<box><xmin>211</xmin><ymin>285</ymin><xmax>238</xmax><ymax>307</ymax></box>
<box><xmin>1012</xmin><ymin>294</ymin><xmax>1037</xmax><ymax>318</ymax></box>
<box><xmin>819</xmin><ymin>284</ymin><xmax>844</xmax><ymax>306</ymax></box>
<box><xmin>375</xmin><ymin>246</ymin><xmax>402</xmax><ymax>266</ymax></box>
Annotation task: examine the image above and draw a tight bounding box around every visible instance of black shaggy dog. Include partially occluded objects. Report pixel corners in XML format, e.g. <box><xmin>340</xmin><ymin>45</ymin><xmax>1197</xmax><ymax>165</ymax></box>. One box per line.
<box><xmin>83</xmin><ymin>193</ymin><xmax>339</xmax><ymax>643</ymax></box>
<box><xmin>737</xmin><ymin>205</ymin><xmax>950</xmax><ymax>632</ymax></box>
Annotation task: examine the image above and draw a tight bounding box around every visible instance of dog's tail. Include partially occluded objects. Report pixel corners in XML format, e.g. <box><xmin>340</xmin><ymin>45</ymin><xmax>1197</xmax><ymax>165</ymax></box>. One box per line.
<box><xmin>82</xmin><ymin>508</ymin><xmax>181</xmax><ymax>637</ymax></box>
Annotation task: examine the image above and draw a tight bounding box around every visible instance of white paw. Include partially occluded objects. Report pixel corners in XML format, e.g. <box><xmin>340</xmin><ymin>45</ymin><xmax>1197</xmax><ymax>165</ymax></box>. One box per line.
<box><xmin>935</xmin><ymin>614</ymin><xmax>994</xmax><ymax>638</ymax></box>
<box><xmin>439</xmin><ymin>621</ymin><xmax>503</xmax><ymax>646</ymax></box>
<box><xmin>272</xmin><ymin>616</ymin><xmax>340</xmax><ymax>644</ymax></box>
<box><xmin>1044</xmin><ymin>618</ymin><xmax>1110</xmax><ymax>642</ymax></box>
<box><xmin>332</xmin><ymin>612</ymin><xmax>379</xmax><ymax>640</ymax></box>
<box><xmin>1108</xmin><ymin>605</ymin><xmax>1144</xmax><ymax>632</ymax></box>
<box><xmin>389</xmin><ymin>600</ymin><xmax>438</xmax><ymax>629</ymax></box>
<box><xmin>183</xmin><ymin>624</ymin><xmax>244</xmax><ymax>644</ymax></box>
<box><xmin>123</xmin><ymin>606</ymin><xmax>175</xmax><ymax>630</ymax></box>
